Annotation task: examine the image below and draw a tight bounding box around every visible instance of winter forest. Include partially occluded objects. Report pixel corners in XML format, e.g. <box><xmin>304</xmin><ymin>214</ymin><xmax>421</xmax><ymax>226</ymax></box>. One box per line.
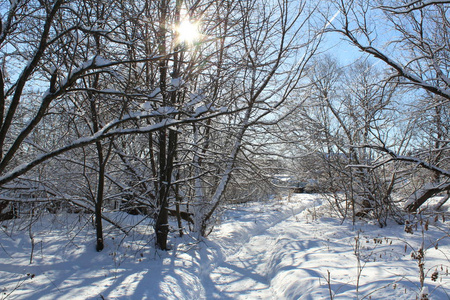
<box><xmin>0</xmin><ymin>0</ymin><xmax>449</xmax><ymax>299</ymax></box>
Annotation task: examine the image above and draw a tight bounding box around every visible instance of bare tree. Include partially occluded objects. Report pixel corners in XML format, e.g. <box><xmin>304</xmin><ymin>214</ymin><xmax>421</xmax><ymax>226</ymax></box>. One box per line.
<box><xmin>326</xmin><ymin>0</ymin><xmax>450</xmax><ymax>212</ymax></box>
<box><xmin>278</xmin><ymin>55</ymin><xmax>405</xmax><ymax>225</ymax></box>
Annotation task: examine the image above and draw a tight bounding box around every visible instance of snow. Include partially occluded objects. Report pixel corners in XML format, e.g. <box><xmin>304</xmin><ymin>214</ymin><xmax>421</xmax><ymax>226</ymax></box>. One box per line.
<box><xmin>171</xmin><ymin>77</ymin><xmax>184</xmax><ymax>89</ymax></box>
<box><xmin>193</xmin><ymin>105</ymin><xmax>210</xmax><ymax>115</ymax></box>
<box><xmin>157</xmin><ymin>106</ymin><xmax>177</xmax><ymax>115</ymax></box>
<box><xmin>192</xmin><ymin>104</ymin><xmax>216</xmax><ymax>117</ymax></box>
<box><xmin>141</xmin><ymin>102</ymin><xmax>153</xmax><ymax>111</ymax></box>
<box><xmin>149</xmin><ymin>88</ymin><xmax>161</xmax><ymax>98</ymax></box>
<box><xmin>93</xmin><ymin>56</ymin><xmax>113</xmax><ymax>67</ymax></box>
<box><xmin>1</xmin><ymin>194</ymin><xmax>449</xmax><ymax>299</ymax></box>
<box><xmin>185</xmin><ymin>91</ymin><xmax>205</xmax><ymax>108</ymax></box>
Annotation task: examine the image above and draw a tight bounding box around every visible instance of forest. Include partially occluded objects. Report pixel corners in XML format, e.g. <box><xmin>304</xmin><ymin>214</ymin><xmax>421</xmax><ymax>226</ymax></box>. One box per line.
<box><xmin>0</xmin><ymin>0</ymin><xmax>449</xmax><ymax>299</ymax></box>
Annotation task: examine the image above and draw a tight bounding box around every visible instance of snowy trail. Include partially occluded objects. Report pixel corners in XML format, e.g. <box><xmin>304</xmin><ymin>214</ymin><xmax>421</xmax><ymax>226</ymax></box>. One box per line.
<box><xmin>204</xmin><ymin>195</ymin><xmax>330</xmax><ymax>299</ymax></box>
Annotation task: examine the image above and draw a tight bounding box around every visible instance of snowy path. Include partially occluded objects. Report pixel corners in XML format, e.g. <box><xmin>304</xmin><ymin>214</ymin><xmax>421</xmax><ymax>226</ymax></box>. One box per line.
<box><xmin>202</xmin><ymin>195</ymin><xmax>330</xmax><ymax>299</ymax></box>
<box><xmin>206</xmin><ymin>198</ymin><xmax>318</xmax><ymax>299</ymax></box>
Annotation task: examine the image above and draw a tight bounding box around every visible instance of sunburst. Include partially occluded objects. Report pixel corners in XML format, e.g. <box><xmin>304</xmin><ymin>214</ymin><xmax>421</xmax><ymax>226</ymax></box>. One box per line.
<box><xmin>175</xmin><ymin>18</ymin><xmax>200</xmax><ymax>46</ymax></box>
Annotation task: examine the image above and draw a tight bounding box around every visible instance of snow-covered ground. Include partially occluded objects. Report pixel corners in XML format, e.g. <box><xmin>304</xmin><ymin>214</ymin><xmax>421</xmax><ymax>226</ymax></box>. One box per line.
<box><xmin>1</xmin><ymin>194</ymin><xmax>449</xmax><ymax>299</ymax></box>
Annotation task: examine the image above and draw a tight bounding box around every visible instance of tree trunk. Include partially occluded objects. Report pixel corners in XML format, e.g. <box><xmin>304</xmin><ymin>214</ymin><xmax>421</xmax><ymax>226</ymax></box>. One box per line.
<box><xmin>155</xmin><ymin>129</ymin><xmax>177</xmax><ymax>250</ymax></box>
<box><xmin>405</xmin><ymin>182</ymin><xmax>450</xmax><ymax>212</ymax></box>
<box><xmin>95</xmin><ymin>158</ymin><xmax>105</xmax><ymax>252</ymax></box>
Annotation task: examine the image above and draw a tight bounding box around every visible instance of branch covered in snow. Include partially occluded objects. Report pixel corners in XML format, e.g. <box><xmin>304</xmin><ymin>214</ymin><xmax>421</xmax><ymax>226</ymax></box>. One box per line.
<box><xmin>356</xmin><ymin>144</ymin><xmax>450</xmax><ymax>178</ymax></box>
<box><xmin>328</xmin><ymin>28</ymin><xmax>450</xmax><ymax>101</ymax></box>
<box><xmin>0</xmin><ymin>108</ymin><xmax>232</xmax><ymax>186</ymax></box>
<box><xmin>0</xmin><ymin>54</ymin><xmax>168</xmax><ymax>175</ymax></box>
<box><xmin>379</xmin><ymin>1</ymin><xmax>450</xmax><ymax>14</ymax></box>
<box><xmin>328</xmin><ymin>1</ymin><xmax>450</xmax><ymax>102</ymax></box>
<box><xmin>405</xmin><ymin>181</ymin><xmax>450</xmax><ymax>212</ymax></box>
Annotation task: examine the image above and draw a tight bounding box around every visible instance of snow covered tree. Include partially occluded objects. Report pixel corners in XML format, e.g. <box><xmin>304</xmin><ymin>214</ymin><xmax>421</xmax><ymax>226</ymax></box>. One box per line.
<box><xmin>185</xmin><ymin>0</ymin><xmax>324</xmax><ymax>236</ymax></box>
<box><xmin>326</xmin><ymin>0</ymin><xmax>450</xmax><ymax>212</ymax></box>
<box><xmin>277</xmin><ymin>55</ymin><xmax>406</xmax><ymax>225</ymax></box>
<box><xmin>0</xmin><ymin>0</ymin><xmax>228</xmax><ymax>247</ymax></box>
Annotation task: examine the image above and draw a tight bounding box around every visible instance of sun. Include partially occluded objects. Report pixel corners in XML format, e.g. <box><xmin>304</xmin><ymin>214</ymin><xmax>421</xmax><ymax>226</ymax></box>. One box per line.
<box><xmin>175</xmin><ymin>19</ymin><xmax>200</xmax><ymax>45</ymax></box>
